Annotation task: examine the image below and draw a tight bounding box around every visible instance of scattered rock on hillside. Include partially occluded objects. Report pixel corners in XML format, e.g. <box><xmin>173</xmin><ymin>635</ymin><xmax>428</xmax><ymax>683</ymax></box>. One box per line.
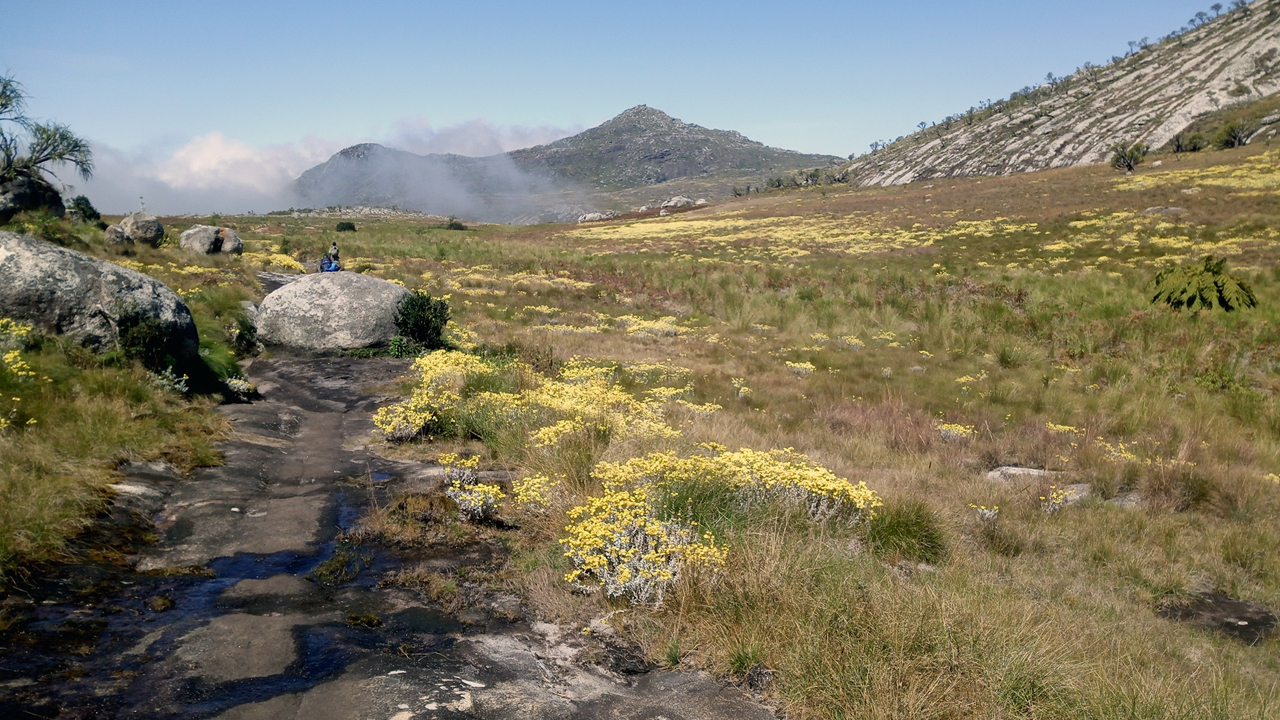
<box><xmin>121</xmin><ymin>211</ymin><xmax>165</xmax><ymax>247</ymax></box>
<box><xmin>0</xmin><ymin>176</ymin><xmax>65</xmax><ymax>225</ymax></box>
<box><xmin>577</xmin><ymin>211</ymin><xmax>619</xmax><ymax>223</ymax></box>
<box><xmin>985</xmin><ymin>466</ymin><xmax>1065</xmax><ymax>483</ymax></box>
<box><xmin>104</xmin><ymin>224</ymin><xmax>132</xmax><ymax>245</ymax></box>
<box><xmin>660</xmin><ymin>196</ymin><xmax>695</xmax><ymax>208</ymax></box>
<box><xmin>0</xmin><ymin>230</ymin><xmax>199</xmax><ymax>360</ymax></box>
<box><xmin>179</xmin><ymin>225</ymin><xmax>243</xmax><ymax>254</ymax></box>
<box><xmin>255</xmin><ymin>272</ymin><xmax>409</xmax><ymax>352</ymax></box>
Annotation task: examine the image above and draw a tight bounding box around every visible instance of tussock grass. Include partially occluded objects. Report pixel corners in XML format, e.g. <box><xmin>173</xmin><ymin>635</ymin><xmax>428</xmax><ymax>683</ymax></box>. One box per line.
<box><xmin>0</xmin><ymin>341</ymin><xmax>226</xmax><ymax>582</ymax></box>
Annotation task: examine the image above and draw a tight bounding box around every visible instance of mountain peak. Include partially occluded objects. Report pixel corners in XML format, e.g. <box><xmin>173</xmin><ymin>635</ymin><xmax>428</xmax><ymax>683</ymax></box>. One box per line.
<box><xmin>508</xmin><ymin>106</ymin><xmax>840</xmax><ymax>189</ymax></box>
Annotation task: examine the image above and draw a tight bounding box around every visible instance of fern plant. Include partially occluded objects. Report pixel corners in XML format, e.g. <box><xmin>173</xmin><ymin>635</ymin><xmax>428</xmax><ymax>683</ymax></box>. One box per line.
<box><xmin>1150</xmin><ymin>255</ymin><xmax>1257</xmax><ymax>312</ymax></box>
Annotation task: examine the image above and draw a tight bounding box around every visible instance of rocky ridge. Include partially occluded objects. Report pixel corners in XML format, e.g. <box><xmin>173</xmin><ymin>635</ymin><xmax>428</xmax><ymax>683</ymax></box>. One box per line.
<box><xmin>839</xmin><ymin>0</ymin><xmax>1280</xmax><ymax>186</ymax></box>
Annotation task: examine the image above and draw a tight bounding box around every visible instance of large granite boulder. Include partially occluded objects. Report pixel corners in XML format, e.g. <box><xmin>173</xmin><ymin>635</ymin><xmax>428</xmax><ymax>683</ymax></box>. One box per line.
<box><xmin>104</xmin><ymin>224</ymin><xmax>132</xmax><ymax>245</ymax></box>
<box><xmin>180</xmin><ymin>225</ymin><xmax>243</xmax><ymax>254</ymax></box>
<box><xmin>255</xmin><ymin>272</ymin><xmax>409</xmax><ymax>352</ymax></box>
<box><xmin>121</xmin><ymin>211</ymin><xmax>165</xmax><ymax>247</ymax></box>
<box><xmin>0</xmin><ymin>231</ymin><xmax>199</xmax><ymax>361</ymax></box>
<box><xmin>0</xmin><ymin>176</ymin><xmax>65</xmax><ymax>225</ymax></box>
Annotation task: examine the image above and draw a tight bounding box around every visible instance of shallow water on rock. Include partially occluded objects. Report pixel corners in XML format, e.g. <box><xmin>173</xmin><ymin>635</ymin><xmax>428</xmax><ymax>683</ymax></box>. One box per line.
<box><xmin>1</xmin><ymin>357</ymin><xmax>779</xmax><ymax>720</ymax></box>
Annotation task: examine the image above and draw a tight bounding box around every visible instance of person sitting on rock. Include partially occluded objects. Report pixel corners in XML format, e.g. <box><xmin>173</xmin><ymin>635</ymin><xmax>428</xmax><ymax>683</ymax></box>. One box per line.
<box><xmin>320</xmin><ymin>242</ymin><xmax>341</xmax><ymax>272</ymax></box>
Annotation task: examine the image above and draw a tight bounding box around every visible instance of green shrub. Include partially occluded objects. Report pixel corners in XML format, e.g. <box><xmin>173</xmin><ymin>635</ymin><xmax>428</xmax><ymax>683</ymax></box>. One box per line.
<box><xmin>1213</xmin><ymin>120</ymin><xmax>1252</xmax><ymax>149</ymax></box>
<box><xmin>444</xmin><ymin>217</ymin><xmax>467</xmax><ymax>231</ymax></box>
<box><xmin>861</xmin><ymin>498</ymin><xmax>949</xmax><ymax>564</ymax></box>
<box><xmin>68</xmin><ymin>195</ymin><xmax>100</xmax><ymax>223</ymax></box>
<box><xmin>335</xmin><ymin>221</ymin><xmax>356</xmax><ymax>232</ymax></box>
<box><xmin>116</xmin><ymin>313</ymin><xmax>177</xmax><ymax>370</ymax></box>
<box><xmin>1172</xmin><ymin>133</ymin><xmax>1207</xmax><ymax>154</ymax></box>
<box><xmin>387</xmin><ymin>336</ymin><xmax>422</xmax><ymax>358</ymax></box>
<box><xmin>394</xmin><ymin>291</ymin><xmax>451</xmax><ymax>350</ymax></box>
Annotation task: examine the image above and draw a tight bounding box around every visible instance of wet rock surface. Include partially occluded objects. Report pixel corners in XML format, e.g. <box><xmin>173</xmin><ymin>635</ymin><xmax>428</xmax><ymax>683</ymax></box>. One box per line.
<box><xmin>0</xmin><ymin>357</ymin><xmax>777</xmax><ymax>719</ymax></box>
<box><xmin>1159</xmin><ymin>593</ymin><xmax>1278</xmax><ymax>644</ymax></box>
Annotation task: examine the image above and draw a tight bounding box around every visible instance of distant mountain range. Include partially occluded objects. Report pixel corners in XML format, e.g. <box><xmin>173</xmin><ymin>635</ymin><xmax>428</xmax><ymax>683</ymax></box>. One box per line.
<box><xmin>837</xmin><ymin>0</ymin><xmax>1280</xmax><ymax>186</ymax></box>
<box><xmin>293</xmin><ymin>106</ymin><xmax>842</xmax><ymax>223</ymax></box>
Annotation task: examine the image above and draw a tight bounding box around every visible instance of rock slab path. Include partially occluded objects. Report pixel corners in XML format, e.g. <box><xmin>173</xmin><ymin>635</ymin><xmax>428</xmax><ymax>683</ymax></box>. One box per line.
<box><xmin>1</xmin><ymin>357</ymin><xmax>778</xmax><ymax>720</ymax></box>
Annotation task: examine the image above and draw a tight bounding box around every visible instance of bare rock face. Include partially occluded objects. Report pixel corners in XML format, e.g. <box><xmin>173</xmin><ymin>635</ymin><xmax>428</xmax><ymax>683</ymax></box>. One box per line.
<box><xmin>180</xmin><ymin>225</ymin><xmax>244</xmax><ymax>254</ymax></box>
<box><xmin>0</xmin><ymin>176</ymin><xmax>65</xmax><ymax>225</ymax></box>
<box><xmin>121</xmin><ymin>211</ymin><xmax>165</xmax><ymax>247</ymax></box>
<box><xmin>255</xmin><ymin>272</ymin><xmax>409</xmax><ymax>352</ymax></box>
<box><xmin>0</xmin><ymin>231</ymin><xmax>199</xmax><ymax>360</ymax></box>
<box><xmin>837</xmin><ymin>3</ymin><xmax>1280</xmax><ymax>186</ymax></box>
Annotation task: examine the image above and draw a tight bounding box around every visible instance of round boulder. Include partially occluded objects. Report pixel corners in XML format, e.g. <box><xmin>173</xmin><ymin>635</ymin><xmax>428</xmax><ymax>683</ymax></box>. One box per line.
<box><xmin>180</xmin><ymin>225</ymin><xmax>243</xmax><ymax>254</ymax></box>
<box><xmin>0</xmin><ymin>231</ymin><xmax>199</xmax><ymax>360</ymax></box>
<box><xmin>121</xmin><ymin>211</ymin><xmax>165</xmax><ymax>247</ymax></box>
<box><xmin>104</xmin><ymin>224</ymin><xmax>132</xmax><ymax>245</ymax></box>
<box><xmin>255</xmin><ymin>273</ymin><xmax>409</xmax><ymax>352</ymax></box>
<box><xmin>0</xmin><ymin>176</ymin><xmax>65</xmax><ymax>225</ymax></box>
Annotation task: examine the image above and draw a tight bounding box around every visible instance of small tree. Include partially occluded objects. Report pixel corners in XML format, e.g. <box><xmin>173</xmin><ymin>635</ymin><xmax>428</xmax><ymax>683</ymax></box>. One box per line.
<box><xmin>335</xmin><ymin>221</ymin><xmax>356</xmax><ymax>232</ymax></box>
<box><xmin>1213</xmin><ymin>120</ymin><xmax>1252</xmax><ymax>148</ymax></box>
<box><xmin>1108</xmin><ymin>141</ymin><xmax>1150</xmax><ymax>173</ymax></box>
<box><xmin>0</xmin><ymin>75</ymin><xmax>93</xmax><ymax>187</ymax></box>
<box><xmin>1151</xmin><ymin>255</ymin><xmax>1257</xmax><ymax>313</ymax></box>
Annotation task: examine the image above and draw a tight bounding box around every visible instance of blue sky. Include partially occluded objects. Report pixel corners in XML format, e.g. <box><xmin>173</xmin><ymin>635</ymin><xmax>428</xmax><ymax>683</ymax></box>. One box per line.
<box><xmin>4</xmin><ymin>0</ymin><xmax>1218</xmax><ymax>211</ymax></box>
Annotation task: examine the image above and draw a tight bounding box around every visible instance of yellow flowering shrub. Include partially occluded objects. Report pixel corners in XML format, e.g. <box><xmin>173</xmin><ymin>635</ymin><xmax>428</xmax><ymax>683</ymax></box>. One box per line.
<box><xmin>786</xmin><ymin>361</ymin><xmax>816</xmax><ymax>377</ymax></box>
<box><xmin>560</xmin><ymin>484</ymin><xmax>727</xmax><ymax>605</ymax></box>
<box><xmin>0</xmin><ymin>318</ymin><xmax>33</xmax><ymax>349</ymax></box>
<box><xmin>937</xmin><ymin>422</ymin><xmax>976</xmax><ymax>441</ymax></box>
<box><xmin>438</xmin><ymin>453</ymin><xmax>504</xmax><ymax>521</ymax></box>
<box><xmin>592</xmin><ymin>448</ymin><xmax>882</xmax><ymax>524</ymax></box>
<box><xmin>513</xmin><ymin>473</ymin><xmax>556</xmax><ymax>508</ymax></box>
<box><xmin>2</xmin><ymin>350</ymin><xmax>36</xmax><ymax>380</ymax></box>
<box><xmin>372</xmin><ymin>351</ymin><xmax>503</xmax><ymax>441</ymax></box>
<box><xmin>242</xmin><ymin>251</ymin><xmax>306</xmax><ymax>272</ymax></box>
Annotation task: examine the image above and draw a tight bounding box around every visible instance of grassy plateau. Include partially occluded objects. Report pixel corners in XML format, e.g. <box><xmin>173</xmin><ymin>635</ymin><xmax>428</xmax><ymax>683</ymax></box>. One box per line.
<box><xmin>4</xmin><ymin>141</ymin><xmax>1280</xmax><ymax>718</ymax></box>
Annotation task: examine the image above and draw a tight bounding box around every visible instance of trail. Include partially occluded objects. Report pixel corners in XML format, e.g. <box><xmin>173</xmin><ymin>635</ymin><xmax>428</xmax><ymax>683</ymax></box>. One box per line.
<box><xmin>0</xmin><ymin>357</ymin><xmax>777</xmax><ymax>720</ymax></box>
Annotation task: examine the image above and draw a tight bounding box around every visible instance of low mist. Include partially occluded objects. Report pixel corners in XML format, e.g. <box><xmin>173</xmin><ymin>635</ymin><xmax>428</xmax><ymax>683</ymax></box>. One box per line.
<box><xmin>74</xmin><ymin>118</ymin><xmax>583</xmax><ymax>221</ymax></box>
